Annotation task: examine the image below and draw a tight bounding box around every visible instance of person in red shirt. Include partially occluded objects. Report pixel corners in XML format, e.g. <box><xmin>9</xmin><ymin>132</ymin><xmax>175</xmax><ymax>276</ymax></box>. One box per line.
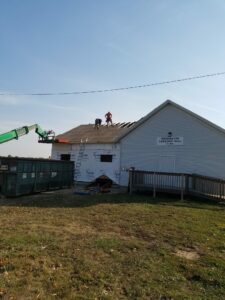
<box><xmin>105</xmin><ymin>111</ymin><xmax>112</xmax><ymax>126</ymax></box>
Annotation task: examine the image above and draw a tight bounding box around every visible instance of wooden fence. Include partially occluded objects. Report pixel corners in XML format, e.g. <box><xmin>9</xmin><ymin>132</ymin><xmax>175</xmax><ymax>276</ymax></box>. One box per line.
<box><xmin>129</xmin><ymin>170</ymin><xmax>225</xmax><ymax>201</ymax></box>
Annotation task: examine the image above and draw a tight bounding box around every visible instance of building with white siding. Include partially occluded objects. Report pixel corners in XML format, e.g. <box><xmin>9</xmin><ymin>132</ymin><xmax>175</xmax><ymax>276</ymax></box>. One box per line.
<box><xmin>52</xmin><ymin>100</ymin><xmax>225</xmax><ymax>186</ymax></box>
<box><xmin>51</xmin><ymin>122</ymin><xmax>135</xmax><ymax>184</ymax></box>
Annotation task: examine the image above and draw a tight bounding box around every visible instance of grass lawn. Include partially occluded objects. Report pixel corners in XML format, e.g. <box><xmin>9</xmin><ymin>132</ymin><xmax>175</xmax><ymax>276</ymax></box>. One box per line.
<box><xmin>0</xmin><ymin>193</ymin><xmax>225</xmax><ymax>299</ymax></box>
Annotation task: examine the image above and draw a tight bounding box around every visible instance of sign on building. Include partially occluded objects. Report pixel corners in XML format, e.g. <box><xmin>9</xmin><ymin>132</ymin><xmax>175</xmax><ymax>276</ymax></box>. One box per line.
<box><xmin>157</xmin><ymin>137</ymin><xmax>184</xmax><ymax>146</ymax></box>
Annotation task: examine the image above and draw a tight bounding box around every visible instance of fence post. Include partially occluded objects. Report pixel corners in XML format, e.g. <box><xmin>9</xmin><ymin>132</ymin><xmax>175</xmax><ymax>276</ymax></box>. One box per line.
<box><xmin>181</xmin><ymin>174</ymin><xmax>184</xmax><ymax>201</ymax></box>
<box><xmin>185</xmin><ymin>174</ymin><xmax>189</xmax><ymax>195</ymax></box>
<box><xmin>192</xmin><ymin>174</ymin><xmax>196</xmax><ymax>191</ymax></box>
<box><xmin>129</xmin><ymin>169</ymin><xmax>133</xmax><ymax>195</ymax></box>
<box><xmin>153</xmin><ymin>172</ymin><xmax>156</xmax><ymax>199</ymax></box>
<box><xmin>220</xmin><ymin>180</ymin><xmax>222</xmax><ymax>201</ymax></box>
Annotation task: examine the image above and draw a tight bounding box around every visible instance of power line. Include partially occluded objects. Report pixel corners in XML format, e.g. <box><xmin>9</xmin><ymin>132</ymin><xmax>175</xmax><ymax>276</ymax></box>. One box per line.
<box><xmin>0</xmin><ymin>71</ymin><xmax>225</xmax><ymax>96</ymax></box>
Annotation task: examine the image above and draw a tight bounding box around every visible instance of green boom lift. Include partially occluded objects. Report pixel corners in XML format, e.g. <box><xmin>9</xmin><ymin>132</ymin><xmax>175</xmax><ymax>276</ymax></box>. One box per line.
<box><xmin>0</xmin><ymin>124</ymin><xmax>55</xmax><ymax>144</ymax></box>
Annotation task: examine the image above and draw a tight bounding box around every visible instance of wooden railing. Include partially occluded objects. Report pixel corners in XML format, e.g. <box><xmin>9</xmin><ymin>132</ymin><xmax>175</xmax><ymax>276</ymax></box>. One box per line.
<box><xmin>129</xmin><ymin>170</ymin><xmax>225</xmax><ymax>201</ymax></box>
<box><xmin>190</xmin><ymin>174</ymin><xmax>225</xmax><ymax>201</ymax></box>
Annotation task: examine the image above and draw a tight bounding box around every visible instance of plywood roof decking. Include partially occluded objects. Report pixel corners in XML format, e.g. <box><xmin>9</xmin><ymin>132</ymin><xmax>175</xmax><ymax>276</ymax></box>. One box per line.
<box><xmin>56</xmin><ymin>122</ymin><xmax>136</xmax><ymax>144</ymax></box>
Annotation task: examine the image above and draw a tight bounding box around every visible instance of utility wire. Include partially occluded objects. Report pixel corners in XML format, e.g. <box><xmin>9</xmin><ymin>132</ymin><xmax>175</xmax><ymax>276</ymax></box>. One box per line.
<box><xmin>0</xmin><ymin>71</ymin><xmax>225</xmax><ymax>96</ymax></box>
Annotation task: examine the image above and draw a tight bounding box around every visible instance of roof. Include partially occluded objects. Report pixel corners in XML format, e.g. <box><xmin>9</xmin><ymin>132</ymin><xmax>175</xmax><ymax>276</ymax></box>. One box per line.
<box><xmin>56</xmin><ymin>100</ymin><xmax>225</xmax><ymax>144</ymax></box>
<box><xmin>56</xmin><ymin>122</ymin><xmax>136</xmax><ymax>144</ymax></box>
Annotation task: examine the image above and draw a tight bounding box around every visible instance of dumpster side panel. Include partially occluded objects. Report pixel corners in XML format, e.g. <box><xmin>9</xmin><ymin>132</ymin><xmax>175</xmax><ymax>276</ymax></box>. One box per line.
<box><xmin>0</xmin><ymin>156</ymin><xmax>74</xmax><ymax>197</ymax></box>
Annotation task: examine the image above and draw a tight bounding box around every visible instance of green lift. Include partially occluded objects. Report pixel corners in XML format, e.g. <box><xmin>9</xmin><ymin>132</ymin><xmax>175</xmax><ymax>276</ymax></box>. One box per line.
<box><xmin>0</xmin><ymin>124</ymin><xmax>55</xmax><ymax>144</ymax></box>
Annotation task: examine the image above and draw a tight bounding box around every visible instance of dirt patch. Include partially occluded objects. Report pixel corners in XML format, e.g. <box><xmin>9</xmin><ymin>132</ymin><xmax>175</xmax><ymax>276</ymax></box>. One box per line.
<box><xmin>41</xmin><ymin>188</ymin><xmax>75</xmax><ymax>195</ymax></box>
<box><xmin>175</xmin><ymin>248</ymin><xmax>200</xmax><ymax>260</ymax></box>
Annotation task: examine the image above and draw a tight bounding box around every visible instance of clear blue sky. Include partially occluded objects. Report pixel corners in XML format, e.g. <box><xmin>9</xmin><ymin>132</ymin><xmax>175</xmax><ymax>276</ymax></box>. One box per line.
<box><xmin>1</xmin><ymin>0</ymin><xmax>225</xmax><ymax>157</ymax></box>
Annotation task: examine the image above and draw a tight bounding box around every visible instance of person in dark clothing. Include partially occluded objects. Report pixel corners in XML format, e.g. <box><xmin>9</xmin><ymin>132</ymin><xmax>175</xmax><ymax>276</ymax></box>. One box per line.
<box><xmin>95</xmin><ymin>118</ymin><xmax>102</xmax><ymax>129</ymax></box>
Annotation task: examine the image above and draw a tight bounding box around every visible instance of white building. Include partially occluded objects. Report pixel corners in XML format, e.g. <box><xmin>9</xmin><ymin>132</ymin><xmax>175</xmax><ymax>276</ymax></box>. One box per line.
<box><xmin>52</xmin><ymin>100</ymin><xmax>225</xmax><ymax>186</ymax></box>
<box><xmin>51</xmin><ymin>121</ymin><xmax>135</xmax><ymax>184</ymax></box>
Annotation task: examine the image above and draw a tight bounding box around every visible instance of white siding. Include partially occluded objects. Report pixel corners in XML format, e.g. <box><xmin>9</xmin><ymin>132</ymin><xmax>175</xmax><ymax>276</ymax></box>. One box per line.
<box><xmin>120</xmin><ymin>105</ymin><xmax>225</xmax><ymax>186</ymax></box>
<box><xmin>52</xmin><ymin>143</ymin><xmax>121</xmax><ymax>184</ymax></box>
<box><xmin>51</xmin><ymin>144</ymin><xmax>73</xmax><ymax>160</ymax></box>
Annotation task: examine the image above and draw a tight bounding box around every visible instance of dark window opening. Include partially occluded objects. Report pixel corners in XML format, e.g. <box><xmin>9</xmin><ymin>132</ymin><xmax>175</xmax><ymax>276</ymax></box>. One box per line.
<box><xmin>60</xmin><ymin>154</ymin><xmax>71</xmax><ymax>161</ymax></box>
<box><xmin>100</xmin><ymin>155</ymin><xmax>113</xmax><ymax>162</ymax></box>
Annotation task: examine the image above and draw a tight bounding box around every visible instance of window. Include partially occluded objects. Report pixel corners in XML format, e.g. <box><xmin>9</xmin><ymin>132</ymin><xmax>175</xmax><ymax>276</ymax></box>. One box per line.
<box><xmin>22</xmin><ymin>173</ymin><xmax>27</xmax><ymax>179</ymax></box>
<box><xmin>60</xmin><ymin>154</ymin><xmax>71</xmax><ymax>161</ymax></box>
<box><xmin>51</xmin><ymin>172</ymin><xmax>57</xmax><ymax>178</ymax></box>
<box><xmin>100</xmin><ymin>155</ymin><xmax>113</xmax><ymax>162</ymax></box>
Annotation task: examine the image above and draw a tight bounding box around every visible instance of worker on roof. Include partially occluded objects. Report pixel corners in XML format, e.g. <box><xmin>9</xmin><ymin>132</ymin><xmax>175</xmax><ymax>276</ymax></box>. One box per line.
<box><xmin>105</xmin><ymin>111</ymin><xmax>112</xmax><ymax>126</ymax></box>
<box><xmin>95</xmin><ymin>118</ymin><xmax>102</xmax><ymax>129</ymax></box>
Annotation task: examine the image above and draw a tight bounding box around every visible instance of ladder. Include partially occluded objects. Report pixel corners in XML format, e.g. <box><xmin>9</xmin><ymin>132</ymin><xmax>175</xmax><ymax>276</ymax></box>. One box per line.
<box><xmin>75</xmin><ymin>142</ymin><xmax>86</xmax><ymax>180</ymax></box>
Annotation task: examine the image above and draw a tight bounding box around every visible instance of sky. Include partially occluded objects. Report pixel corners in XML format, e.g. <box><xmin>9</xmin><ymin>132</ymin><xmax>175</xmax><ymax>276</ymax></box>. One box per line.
<box><xmin>1</xmin><ymin>0</ymin><xmax>225</xmax><ymax>157</ymax></box>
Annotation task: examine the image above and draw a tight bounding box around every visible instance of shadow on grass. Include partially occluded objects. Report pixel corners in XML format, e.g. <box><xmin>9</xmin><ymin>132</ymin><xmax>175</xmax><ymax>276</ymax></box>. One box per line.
<box><xmin>0</xmin><ymin>191</ymin><xmax>224</xmax><ymax>211</ymax></box>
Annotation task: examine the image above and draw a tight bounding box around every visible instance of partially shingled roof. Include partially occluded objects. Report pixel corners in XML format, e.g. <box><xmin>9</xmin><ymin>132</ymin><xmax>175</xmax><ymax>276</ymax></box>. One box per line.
<box><xmin>55</xmin><ymin>122</ymin><xmax>136</xmax><ymax>144</ymax></box>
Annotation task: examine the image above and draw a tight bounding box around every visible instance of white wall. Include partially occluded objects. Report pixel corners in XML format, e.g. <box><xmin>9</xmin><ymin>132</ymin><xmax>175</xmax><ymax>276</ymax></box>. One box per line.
<box><xmin>52</xmin><ymin>143</ymin><xmax>121</xmax><ymax>184</ymax></box>
<box><xmin>120</xmin><ymin>104</ymin><xmax>225</xmax><ymax>186</ymax></box>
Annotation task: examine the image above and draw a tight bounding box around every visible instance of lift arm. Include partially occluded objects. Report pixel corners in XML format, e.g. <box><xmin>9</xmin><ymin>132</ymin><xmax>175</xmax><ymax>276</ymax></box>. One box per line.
<box><xmin>0</xmin><ymin>124</ymin><xmax>55</xmax><ymax>144</ymax></box>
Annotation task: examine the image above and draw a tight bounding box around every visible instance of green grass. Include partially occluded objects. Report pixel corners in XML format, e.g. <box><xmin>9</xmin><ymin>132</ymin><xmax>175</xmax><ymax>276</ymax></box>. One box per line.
<box><xmin>0</xmin><ymin>193</ymin><xmax>225</xmax><ymax>299</ymax></box>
